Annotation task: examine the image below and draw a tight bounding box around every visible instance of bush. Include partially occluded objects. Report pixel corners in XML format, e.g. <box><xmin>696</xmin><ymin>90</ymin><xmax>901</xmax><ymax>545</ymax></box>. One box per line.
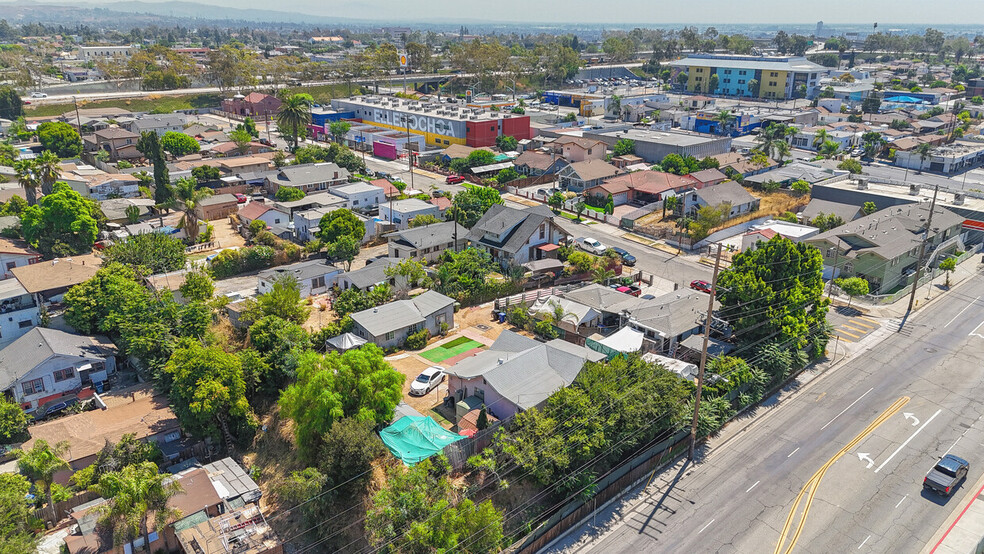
<box><xmin>534</xmin><ymin>320</ymin><xmax>558</xmax><ymax>340</ymax></box>
<box><xmin>209</xmin><ymin>245</ymin><xmax>276</xmax><ymax>278</ymax></box>
<box><xmin>404</xmin><ymin>328</ymin><xmax>430</xmax><ymax>350</ymax></box>
<box><xmin>507</xmin><ymin>305</ymin><xmax>528</xmax><ymax>327</ymax></box>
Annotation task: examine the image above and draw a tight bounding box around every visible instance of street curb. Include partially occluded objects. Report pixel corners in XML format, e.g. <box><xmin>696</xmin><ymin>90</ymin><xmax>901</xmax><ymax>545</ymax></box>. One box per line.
<box><xmin>921</xmin><ymin>468</ymin><xmax>984</xmax><ymax>554</ymax></box>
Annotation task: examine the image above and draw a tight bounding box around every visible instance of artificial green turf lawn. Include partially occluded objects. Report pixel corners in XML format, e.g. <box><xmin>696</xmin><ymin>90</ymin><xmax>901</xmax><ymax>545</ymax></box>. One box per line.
<box><xmin>419</xmin><ymin>338</ymin><xmax>484</xmax><ymax>362</ymax></box>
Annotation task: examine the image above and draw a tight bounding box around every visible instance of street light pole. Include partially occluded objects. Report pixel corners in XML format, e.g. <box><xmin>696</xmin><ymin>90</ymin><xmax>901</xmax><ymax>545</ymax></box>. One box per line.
<box><xmin>688</xmin><ymin>243</ymin><xmax>723</xmax><ymax>460</ymax></box>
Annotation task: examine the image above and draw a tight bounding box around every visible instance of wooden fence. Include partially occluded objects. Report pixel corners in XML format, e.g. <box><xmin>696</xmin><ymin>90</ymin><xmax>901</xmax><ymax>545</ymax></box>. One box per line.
<box><xmin>33</xmin><ymin>490</ymin><xmax>101</xmax><ymax>526</ymax></box>
<box><xmin>493</xmin><ymin>283</ymin><xmax>587</xmax><ymax>311</ymax></box>
<box><xmin>443</xmin><ymin>421</ymin><xmax>502</xmax><ymax>470</ymax></box>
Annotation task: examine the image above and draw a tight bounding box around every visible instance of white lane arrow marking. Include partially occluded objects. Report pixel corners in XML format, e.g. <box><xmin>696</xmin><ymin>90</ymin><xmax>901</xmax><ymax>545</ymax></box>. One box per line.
<box><xmin>904</xmin><ymin>413</ymin><xmax>920</xmax><ymax>426</ymax></box>
<box><xmin>858</xmin><ymin>452</ymin><xmax>875</xmax><ymax>469</ymax></box>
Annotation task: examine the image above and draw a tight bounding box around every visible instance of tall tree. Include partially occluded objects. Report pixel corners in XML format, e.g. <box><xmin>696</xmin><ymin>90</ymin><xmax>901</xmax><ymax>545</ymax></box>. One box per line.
<box><xmin>37</xmin><ymin>122</ymin><xmax>83</xmax><ymax>158</ymax></box>
<box><xmin>280</xmin><ymin>346</ymin><xmax>404</xmax><ymax>461</ymax></box>
<box><xmin>12</xmin><ymin>159</ymin><xmax>38</xmax><ymax>206</ymax></box>
<box><xmin>33</xmin><ymin>150</ymin><xmax>62</xmax><ymax>196</ymax></box>
<box><xmin>93</xmin><ymin>461</ymin><xmax>182</xmax><ymax>554</ymax></box>
<box><xmin>276</xmin><ymin>93</ymin><xmax>313</xmax><ymax>152</ymax></box>
<box><xmin>136</xmin><ymin>132</ymin><xmax>169</xmax><ymax>193</ymax></box>
<box><xmin>20</xmin><ymin>182</ymin><xmax>99</xmax><ymax>258</ymax></box>
<box><xmin>13</xmin><ymin>439</ymin><xmax>70</xmax><ymax>523</ymax></box>
<box><xmin>173</xmin><ymin>177</ymin><xmax>212</xmax><ymax>240</ymax></box>
<box><xmin>0</xmin><ymin>473</ymin><xmax>37</xmax><ymax>553</ymax></box>
<box><xmin>164</xmin><ymin>340</ymin><xmax>255</xmax><ymax>453</ymax></box>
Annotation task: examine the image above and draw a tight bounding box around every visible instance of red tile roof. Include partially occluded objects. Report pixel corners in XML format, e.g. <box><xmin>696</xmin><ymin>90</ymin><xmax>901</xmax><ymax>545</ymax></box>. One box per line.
<box><xmin>238</xmin><ymin>202</ymin><xmax>272</xmax><ymax>221</ymax></box>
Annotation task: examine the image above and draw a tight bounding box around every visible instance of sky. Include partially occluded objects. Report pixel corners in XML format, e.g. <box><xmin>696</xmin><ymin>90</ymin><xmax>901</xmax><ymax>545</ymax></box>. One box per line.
<box><xmin>71</xmin><ymin>0</ymin><xmax>984</xmax><ymax>25</ymax></box>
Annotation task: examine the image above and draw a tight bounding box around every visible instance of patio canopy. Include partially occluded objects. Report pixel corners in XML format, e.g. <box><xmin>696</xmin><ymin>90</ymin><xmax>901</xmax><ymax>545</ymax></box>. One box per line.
<box><xmin>380</xmin><ymin>416</ymin><xmax>464</xmax><ymax>466</ymax></box>
<box><xmin>325</xmin><ymin>332</ymin><xmax>367</xmax><ymax>352</ymax></box>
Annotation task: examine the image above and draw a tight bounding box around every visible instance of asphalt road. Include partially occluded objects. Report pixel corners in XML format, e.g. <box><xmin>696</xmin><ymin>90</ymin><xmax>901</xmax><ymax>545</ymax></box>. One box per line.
<box><xmin>553</xmin><ymin>267</ymin><xmax>984</xmax><ymax>553</ymax></box>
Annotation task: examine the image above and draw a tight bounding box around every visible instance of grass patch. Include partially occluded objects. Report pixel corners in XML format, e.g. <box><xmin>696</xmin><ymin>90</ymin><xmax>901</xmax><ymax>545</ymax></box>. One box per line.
<box><xmin>419</xmin><ymin>338</ymin><xmax>484</xmax><ymax>362</ymax></box>
<box><xmin>26</xmin><ymin>92</ymin><xmax>222</xmax><ymax>118</ymax></box>
<box><xmin>428</xmin><ymin>408</ymin><xmax>454</xmax><ymax>428</ymax></box>
<box><xmin>556</xmin><ymin>211</ymin><xmax>581</xmax><ymax>221</ymax></box>
<box><xmin>584</xmin><ymin>205</ymin><xmax>606</xmax><ymax>213</ymax></box>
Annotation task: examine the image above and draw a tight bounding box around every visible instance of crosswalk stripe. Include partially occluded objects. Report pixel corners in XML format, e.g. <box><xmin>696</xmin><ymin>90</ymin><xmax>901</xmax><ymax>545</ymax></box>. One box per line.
<box><xmin>848</xmin><ymin>320</ymin><xmax>876</xmax><ymax>329</ymax></box>
<box><xmin>833</xmin><ymin>334</ymin><xmax>853</xmax><ymax>342</ymax></box>
<box><xmin>842</xmin><ymin>325</ymin><xmax>869</xmax><ymax>334</ymax></box>
<box><xmin>857</xmin><ymin>316</ymin><xmax>880</xmax><ymax>324</ymax></box>
<box><xmin>838</xmin><ymin>328</ymin><xmax>862</xmax><ymax>338</ymax></box>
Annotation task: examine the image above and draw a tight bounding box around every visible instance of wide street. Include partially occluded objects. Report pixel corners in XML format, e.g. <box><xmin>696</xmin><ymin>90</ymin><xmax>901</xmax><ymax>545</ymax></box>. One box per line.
<box><xmin>549</xmin><ymin>266</ymin><xmax>984</xmax><ymax>553</ymax></box>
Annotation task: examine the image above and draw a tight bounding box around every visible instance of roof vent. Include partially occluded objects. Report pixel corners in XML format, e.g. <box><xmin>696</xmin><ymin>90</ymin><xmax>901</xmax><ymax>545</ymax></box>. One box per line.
<box><xmin>954</xmin><ymin>192</ymin><xmax>966</xmax><ymax>205</ymax></box>
<box><xmin>498</xmin><ymin>358</ymin><xmax>504</xmax><ymax>365</ymax></box>
<box><xmin>373</xmin><ymin>307</ymin><xmax>378</xmax><ymax>313</ymax></box>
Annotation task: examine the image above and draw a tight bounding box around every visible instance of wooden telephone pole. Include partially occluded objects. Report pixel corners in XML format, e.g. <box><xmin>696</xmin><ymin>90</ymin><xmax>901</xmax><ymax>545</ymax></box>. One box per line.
<box><xmin>689</xmin><ymin>243</ymin><xmax>723</xmax><ymax>459</ymax></box>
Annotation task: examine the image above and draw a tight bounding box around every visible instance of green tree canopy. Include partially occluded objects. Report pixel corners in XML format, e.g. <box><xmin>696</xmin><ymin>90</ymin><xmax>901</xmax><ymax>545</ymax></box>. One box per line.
<box><xmin>258</xmin><ymin>274</ymin><xmax>310</xmax><ymax>324</ymax></box>
<box><xmin>447</xmin><ymin>187</ymin><xmax>503</xmax><ymax>228</ymax></box>
<box><xmin>0</xmin><ymin>86</ymin><xmax>24</xmax><ymax>120</ymax></box>
<box><xmin>178</xmin><ymin>269</ymin><xmax>214</xmax><ymax>303</ymax></box>
<box><xmin>102</xmin><ymin>232</ymin><xmax>187</xmax><ymax>275</ymax></box>
<box><xmin>279</xmin><ymin>346</ymin><xmax>404</xmax><ymax>460</ymax></box>
<box><xmin>37</xmin><ymin>121</ymin><xmax>83</xmax><ymax>158</ymax></box>
<box><xmin>613</xmin><ymin>138</ymin><xmax>635</xmax><ymax>157</ymax></box>
<box><xmin>717</xmin><ymin>236</ymin><xmax>829</xmax><ymax>355</ymax></box>
<box><xmin>160</xmin><ymin>131</ymin><xmax>200</xmax><ymax>157</ymax></box>
<box><xmin>325</xmin><ymin>234</ymin><xmax>360</xmax><ymax>271</ymax></box>
<box><xmin>191</xmin><ymin>165</ymin><xmax>220</xmax><ymax>183</ymax></box>
<box><xmin>274</xmin><ymin>187</ymin><xmax>306</xmax><ymax>202</ymax></box>
<box><xmin>164</xmin><ymin>340</ymin><xmax>256</xmax><ymax>450</ymax></box>
<box><xmin>436</xmin><ymin>248</ymin><xmax>496</xmax><ymax>299</ymax></box>
<box><xmin>0</xmin><ymin>394</ymin><xmax>28</xmax><ymax>443</ymax></box>
<box><xmin>466</xmin><ymin>149</ymin><xmax>496</xmax><ymax>168</ymax></box>
<box><xmin>316</xmin><ymin>208</ymin><xmax>365</xmax><ymax>243</ymax></box>
<box><xmin>0</xmin><ymin>473</ymin><xmax>37</xmax><ymax>554</ymax></box>
<box><xmin>495</xmin><ymin>135</ymin><xmax>518</xmax><ymax>151</ymax></box>
<box><xmin>20</xmin><ymin>182</ymin><xmax>99</xmax><ymax>258</ymax></box>
<box><xmin>14</xmin><ymin>439</ymin><xmax>69</xmax><ymax>523</ymax></box>
<box><xmin>92</xmin><ymin>461</ymin><xmax>182</xmax><ymax>552</ymax></box>
<box><xmin>136</xmin><ymin>132</ymin><xmax>169</xmax><ymax>190</ymax></box>
<box><xmin>834</xmin><ymin>276</ymin><xmax>869</xmax><ymax>308</ymax></box>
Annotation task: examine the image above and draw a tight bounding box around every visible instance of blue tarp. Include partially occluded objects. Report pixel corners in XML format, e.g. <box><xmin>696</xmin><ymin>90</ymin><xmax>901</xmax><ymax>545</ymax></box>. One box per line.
<box><xmin>380</xmin><ymin>416</ymin><xmax>464</xmax><ymax>466</ymax></box>
<box><xmin>885</xmin><ymin>95</ymin><xmax>924</xmax><ymax>104</ymax></box>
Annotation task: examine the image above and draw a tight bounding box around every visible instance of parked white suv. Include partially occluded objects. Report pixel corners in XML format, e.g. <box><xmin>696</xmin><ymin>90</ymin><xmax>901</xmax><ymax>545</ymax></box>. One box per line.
<box><xmin>30</xmin><ymin>92</ymin><xmax>47</xmax><ymax>98</ymax></box>
<box><xmin>575</xmin><ymin>237</ymin><xmax>606</xmax><ymax>255</ymax></box>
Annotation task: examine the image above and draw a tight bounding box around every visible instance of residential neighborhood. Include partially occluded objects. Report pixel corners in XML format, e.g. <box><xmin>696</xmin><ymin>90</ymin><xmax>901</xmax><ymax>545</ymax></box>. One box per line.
<box><xmin>0</xmin><ymin>11</ymin><xmax>984</xmax><ymax>554</ymax></box>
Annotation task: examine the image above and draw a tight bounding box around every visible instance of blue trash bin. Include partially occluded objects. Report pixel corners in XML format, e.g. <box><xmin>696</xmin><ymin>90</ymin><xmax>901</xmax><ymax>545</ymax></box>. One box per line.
<box><xmin>498</xmin><ymin>312</ymin><xmax>506</xmax><ymax>323</ymax></box>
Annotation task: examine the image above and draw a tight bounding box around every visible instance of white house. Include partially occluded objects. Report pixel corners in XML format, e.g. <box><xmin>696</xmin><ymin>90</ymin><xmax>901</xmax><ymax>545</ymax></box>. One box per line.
<box><xmin>257</xmin><ymin>259</ymin><xmax>344</xmax><ymax>297</ymax></box>
<box><xmin>466</xmin><ymin>204</ymin><xmax>573</xmax><ymax>268</ymax></box>
<box><xmin>293</xmin><ymin>205</ymin><xmax>373</xmax><ymax>244</ymax></box>
<box><xmin>350</xmin><ymin>290</ymin><xmax>455</xmax><ymax>349</ymax></box>
<box><xmin>0</xmin><ymin>279</ymin><xmax>40</xmax><ymax>349</ymax></box>
<box><xmin>0</xmin><ymin>327</ymin><xmax>116</xmax><ymax>413</ymax></box>
<box><xmin>0</xmin><ymin>238</ymin><xmax>41</xmax><ymax>280</ymax></box>
<box><xmin>385</xmin><ymin>221</ymin><xmax>468</xmax><ymax>263</ymax></box>
<box><xmin>238</xmin><ymin>202</ymin><xmax>290</xmax><ymax>230</ymax></box>
<box><xmin>682</xmin><ymin>181</ymin><xmax>760</xmax><ymax>219</ymax></box>
<box><xmin>330</xmin><ymin>182</ymin><xmax>384</xmax><ymax>211</ymax></box>
<box><xmin>128</xmin><ymin>114</ymin><xmax>188</xmax><ymax>136</ymax></box>
<box><xmin>378</xmin><ymin>199</ymin><xmax>441</xmax><ymax>231</ymax></box>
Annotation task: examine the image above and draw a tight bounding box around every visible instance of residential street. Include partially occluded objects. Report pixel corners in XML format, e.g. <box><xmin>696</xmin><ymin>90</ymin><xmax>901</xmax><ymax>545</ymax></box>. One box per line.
<box><xmin>547</xmin><ymin>266</ymin><xmax>984</xmax><ymax>554</ymax></box>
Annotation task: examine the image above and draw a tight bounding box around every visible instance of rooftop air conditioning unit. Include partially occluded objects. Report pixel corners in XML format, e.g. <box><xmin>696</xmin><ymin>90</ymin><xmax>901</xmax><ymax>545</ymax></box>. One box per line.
<box><xmin>954</xmin><ymin>192</ymin><xmax>966</xmax><ymax>205</ymax></box>
<box><xmin>909</xmin><ymin>184</ymin><xmax>921</xmax><ymax>195</ymax></box>
<box><xmin>857</xmin><ymin>177</ymin><xmax>869</xmax><ymax>190</ymax></box>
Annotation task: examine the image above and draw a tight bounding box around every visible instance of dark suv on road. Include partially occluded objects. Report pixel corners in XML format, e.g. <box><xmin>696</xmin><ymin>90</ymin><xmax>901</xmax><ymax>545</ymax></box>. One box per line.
<box><xmin>924</xmin><ymin>454</ymin><xmax>969</xmax><ymax>496</ymax></box>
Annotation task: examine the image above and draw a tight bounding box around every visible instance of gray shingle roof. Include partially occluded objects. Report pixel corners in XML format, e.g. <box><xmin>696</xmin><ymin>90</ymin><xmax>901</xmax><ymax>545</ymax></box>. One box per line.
<box><xmin>624</xmin><ymin>290</ymin><xmax>708</xmax><ymax>337</ymax></box>
<box><xmin>694</xmin><ymin>181</ymin><xmax>757</xmax><ymax>207</ymax></box>
<box><xmin>385</xmin><ymin>221</ymin><xmax>467</xmax><ymax>250</ymax></box>
<box><xmin>268</xmin><ymin>163</ymin><xmax>349</xmax><ymax>187</ymax></box>
<box><xmin>807</xmin><ymin>203</ymin><xmax>965</xmax><ymax>260</ymax></box>
<box><xmin>447</xmin><ymin>333</ymin><xmax>605</xmax><ymax>412</ymax></box>
<box><xmin>258</xmin><ymin>259</ymin><xmax>341</xmax><ymax>283</ymax></box>
<box><xmin>198</xmin><ymin>193</ymin><xmax>238</xmax><ymax>207</ymax></box>
<box><xmin>0</xmin><ymin>328</ymin><xmax>113</xmax><ymax>391</ymax></box>
<box><xmin>466</xmin><ymin>204</ymin><xmax>567</xmax><ymax>255</ymax></box>
<box><xmin>800</xmin><ymin>198</ymin><xmax>867</xmax><ymax>224</ymax></box>
<box><xmin>350</xmin><ymin>290</ymin><xmax>453</xmax><ymax>337</ymax></box>
<box><xmin>342</xmin><ymin>257</ymin><xmax>400</xmax><ymax>290</ymax></box>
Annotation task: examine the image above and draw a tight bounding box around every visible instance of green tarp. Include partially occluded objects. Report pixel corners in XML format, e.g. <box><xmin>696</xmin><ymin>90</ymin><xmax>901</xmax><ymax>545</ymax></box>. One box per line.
<box><xmin>380</xmin><ymin>416</ymin><xmax>464</xmax><ymax>466</ymax></box>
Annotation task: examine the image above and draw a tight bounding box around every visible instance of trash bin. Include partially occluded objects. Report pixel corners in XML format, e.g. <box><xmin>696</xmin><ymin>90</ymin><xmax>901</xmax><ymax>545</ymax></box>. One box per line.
<box><xmin>498</xmin><ymin>312</ymin><xmax>506</xmax><ymax>324</ymax></box>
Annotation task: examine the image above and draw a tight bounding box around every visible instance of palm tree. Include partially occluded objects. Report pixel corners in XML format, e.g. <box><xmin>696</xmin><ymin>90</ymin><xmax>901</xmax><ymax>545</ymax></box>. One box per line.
<box><xmin>174</xmin><ymin>177</ymin><xmax>212</xmax><ymax>241</ymax></box>
<box><xmin>915</xmin><ymin>142</ymin><xmax>934</xmax><ymax>173</ymax></box>
<box><xmin>811</xmin><ymin>128</ymin><xmax>829</xmax><ymax>152</ymax></box>
<box><xmin>93</xmin><ymin>461</ymin><xmax>182</xmax><ymax>554</ymax></box>
<box><xmin>819</xmin><ymin>140</ymin><xmax>840</xmax><ymax>159</ymax></box>
<box><xmin>34</xmin><ymin>151</ymin><xmax>62</xmax><ymax>196</ymax></box>
<box><xmin>13</xmin><ymin>159</ymin><xmax>39</xmax><ymax>206</ymax></box>
<box><xmin>276</xmin><ymin>93</ymin><xmax>313</xmax><ymax>152</ymax></box>
<box><xmin>773</xmin><ymin>140</ymin><xmax>791</xmax><ymax>164</ymax></box>
<box><xmin>714</xmin><ymin>109</ymin><xmax>734</xmax><ymax>135</ymax></box>
<box><xmin>14</xmin><ymin>439</ymin><xmax>70</xmax><ymax>523</ymax></box>
<box><xmin>609</xmin><ymin>95</ymin><xmax>622</xmax><ymax>120</ymax></box>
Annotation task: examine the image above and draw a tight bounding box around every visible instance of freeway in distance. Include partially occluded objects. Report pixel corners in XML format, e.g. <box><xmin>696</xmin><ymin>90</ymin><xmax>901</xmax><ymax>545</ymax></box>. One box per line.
<box><xmin>551</xmin><ymin>269</ymin><xmax>984</xmax><ymax>553</ymax></box>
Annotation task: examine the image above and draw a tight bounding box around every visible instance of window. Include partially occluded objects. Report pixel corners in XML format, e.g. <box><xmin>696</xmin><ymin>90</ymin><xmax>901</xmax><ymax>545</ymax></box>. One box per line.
<box><xmin>53</xmin><ymin>368</ymin><xmax>74</xmax><ymax>382</ymax></box>
<box><xmin>539</xmin><ymin>223</ymin><xmax>545</xmax><ymax>239</ymax></box>
<box><xmin>769</xmin><ymin>81</ymin><xmax>777</xmax><ymax>87</ymax></box>
<box><xmin>444</xmin><ymin>140</ymin><xmax>450</xmax><ymax>145</ymax></box>
<box><xmin>723</xmin><ymin>79</ymin><xmax>731</xmax><ymax>84</ymax></box>
<box><xmin>587</xmin><ymin>148</ymin><xmax>593</xmax><ymax>155</ymax></box>
<box><xmin>770</xmin><ymin>71</ymin><xmax>778</xmax><ymax>77</ymax></box>
<box><xmin>22</xmin><ymin>378</ymin><xmax>44</xmax><ymax>395</ymax></box>
<box><xmin>696</xmin><ymin>67</ymin><xmax>704</xmax><ymax>73</ymax></box>
<box><xmin>5</xmin><ymin>261</ymin><xmax>14</xmax><ymax>272</ymax></box>
<box><xmin>353</xmin><ymin>199</ymin><xmax>359</xmax><ymax>206</ymax></box>
<box><xmin>724</xmin><ymin>69</ymin><xmax>731</xmax><ymax>74</ymax></box>
<box><xmin>18</xmin><ymin>320</ymin><xmax>31</xmax><ymax>328</ymax></box>
<box><xmin>739</xmin><ymin>70</ymin><xmax>747</xmax><ymax>76</ymax></box>
<box><xmin>738</xmin><ymin>80</ymin><xmax>746</xmax><ymax>85</ymax></box>
<box><xmin>385</xmin><ymin>331</ymin><xmax>395</xmax><ymax>341</ymax></box>
<box><xmin>312</xmin><ymin>276</ymin><xmax>326</xmax><ymax>289</ymax></box>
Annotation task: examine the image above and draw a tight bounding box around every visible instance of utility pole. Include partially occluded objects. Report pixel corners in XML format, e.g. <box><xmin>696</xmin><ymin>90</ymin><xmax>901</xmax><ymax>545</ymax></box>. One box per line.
<box><xmin>689</xmin><ymin>243</ymin><xmax>723</xmax><ymax>460</ymax></box>
<box><xmin>904</xmin><ymin>184</ymin><xmax>940</xmax><ymax>318</ymax></box>
<box><xmin>73</xmin><ymin>96</ymin><xmax>83</xmax><ymax>138</ymax></box>
<box><xmin>403</xmin><ymin>115</ymin><xmax>415</xmax><ymax>191</ymax></box>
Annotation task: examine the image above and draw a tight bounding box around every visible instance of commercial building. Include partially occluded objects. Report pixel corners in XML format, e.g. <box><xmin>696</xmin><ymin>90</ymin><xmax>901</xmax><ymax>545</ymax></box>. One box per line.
<box><xmin>586</xmin><ymin>128</ymin><xmax>731</xmax><ymax>164</ymax></box>
<box><xmin>331</xmin><ymin>96</ymin><xmax>532</xmax><ymax>149</ymax></box>
<box><xmin>78</xmin><ymin>45</ymin><xmax>137</xmax><ymax>63</ymax></box>
<box><xmin>670</xmin><ymin>54</ymin><xmax>826</xmax><ymax>100</ymax></box>
<box><xmin>894</xmin><ymin>141</ymin><xmax>984</xmax><ymax>175</ymax></box>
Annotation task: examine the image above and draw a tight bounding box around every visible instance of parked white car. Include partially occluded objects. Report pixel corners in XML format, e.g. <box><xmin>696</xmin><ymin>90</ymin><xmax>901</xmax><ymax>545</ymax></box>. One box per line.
<box><xmin>30</xmin><ymin>92</ymin><xmax>47</xmax><ymax>98</ymax></box>
<box><xmin>575</xmin><ymin>237</ymin><xmax>607</xmax><ymax>255</ymax></box>
<box><xmin>409</xmin><ymin>366</ymin><xmax>445</xmax><ymax>397</ymax></box>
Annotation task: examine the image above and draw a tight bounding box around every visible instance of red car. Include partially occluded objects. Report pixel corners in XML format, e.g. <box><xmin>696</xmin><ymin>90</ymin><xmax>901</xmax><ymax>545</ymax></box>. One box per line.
<box><xmin>446</xmin><ymin>175</ymin><xmax>465</xmax><ymax>184</ymax></box>
<box><xmin>690</xmin><ymin>280</ymin><xmax>713</xmax><ymax>294</ymax></box>
<box><xmin>235</xmin><ymin>193</ymin><xmax>247</xmax><ymax>204</ymax></box>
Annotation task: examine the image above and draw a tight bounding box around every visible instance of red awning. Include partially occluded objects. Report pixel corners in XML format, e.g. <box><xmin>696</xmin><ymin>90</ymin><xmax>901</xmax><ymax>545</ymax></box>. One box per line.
<box><xmin>538</xmin><ymin>243</ymin><xmax>561</xmax><ymax>252</ymax></box>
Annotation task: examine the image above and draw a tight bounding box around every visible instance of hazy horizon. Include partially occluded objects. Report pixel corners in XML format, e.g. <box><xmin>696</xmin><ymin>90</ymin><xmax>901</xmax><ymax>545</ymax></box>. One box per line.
<box><xmin>11</xmin><ymin>0</ymin><xmax>984</xmax><ymax>26</ymax></box>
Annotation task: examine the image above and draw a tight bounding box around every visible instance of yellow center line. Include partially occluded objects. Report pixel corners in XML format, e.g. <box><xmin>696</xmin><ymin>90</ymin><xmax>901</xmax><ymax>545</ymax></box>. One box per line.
<box><xmin>774</xmin><ymin>397</ymin><xmax>910</xmax><ymax>554</ymax></box>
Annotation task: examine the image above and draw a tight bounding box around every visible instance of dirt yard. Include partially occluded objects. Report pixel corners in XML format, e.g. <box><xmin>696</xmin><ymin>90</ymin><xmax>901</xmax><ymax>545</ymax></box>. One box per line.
<box><xmin>636</xmin><ymin>188</ymin><xmax>810</xmax><ymax>234</ymax></box>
